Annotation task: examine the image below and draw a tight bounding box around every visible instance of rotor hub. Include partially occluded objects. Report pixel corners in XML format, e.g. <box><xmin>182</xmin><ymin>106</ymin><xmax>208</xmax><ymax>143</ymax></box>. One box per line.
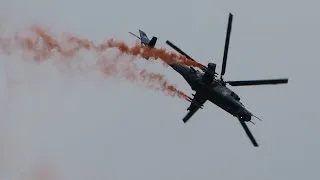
<box><xmin>207</xmin><ymin>63</ymin><xmax>216</xmax><ymax>71</ymax></box>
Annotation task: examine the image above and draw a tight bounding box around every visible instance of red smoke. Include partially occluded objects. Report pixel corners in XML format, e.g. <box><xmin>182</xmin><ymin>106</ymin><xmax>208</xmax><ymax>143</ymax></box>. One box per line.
<box><xmin>98</xmin><ymin>55</ymin><xmax>191</xmax><ymax>100</ymax></box>
<box><xmin>12</xmin><ymin>25</ymin><xmax>205</xmax><ymax>69</ymax></box>
<box><xmin>0</xmin><ymin>25</ymin><xmax>196</xmax><ymax>101</ymax></box>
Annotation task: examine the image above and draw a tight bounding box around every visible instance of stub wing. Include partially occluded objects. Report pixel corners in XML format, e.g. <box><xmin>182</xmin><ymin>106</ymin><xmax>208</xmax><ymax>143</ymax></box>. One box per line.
<box><xmin>183</xmin><ymin>91</ymin><xmax>207</xmax><ymax>123</ymax></box>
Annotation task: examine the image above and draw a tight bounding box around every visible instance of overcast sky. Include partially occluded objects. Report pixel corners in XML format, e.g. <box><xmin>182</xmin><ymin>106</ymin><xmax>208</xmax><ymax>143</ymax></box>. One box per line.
<box><xmin>0</xmin><ymin>0</ymin><xmax>319</xmax><ymax>179</ymax></box>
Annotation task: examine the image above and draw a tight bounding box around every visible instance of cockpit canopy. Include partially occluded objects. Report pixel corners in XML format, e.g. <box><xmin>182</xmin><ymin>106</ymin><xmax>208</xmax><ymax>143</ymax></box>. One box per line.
<box><xmin>230</xmin><ymin>91</ymin><xmax>240</xmax><ymax>101</ymax></box>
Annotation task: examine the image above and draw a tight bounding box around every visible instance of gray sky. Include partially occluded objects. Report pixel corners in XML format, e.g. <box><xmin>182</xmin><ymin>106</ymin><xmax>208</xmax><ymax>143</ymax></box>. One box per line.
<box><xmin>0</xmin><ymin>0</ymin><xmax>319</xmax><ymax>179</ymax></box>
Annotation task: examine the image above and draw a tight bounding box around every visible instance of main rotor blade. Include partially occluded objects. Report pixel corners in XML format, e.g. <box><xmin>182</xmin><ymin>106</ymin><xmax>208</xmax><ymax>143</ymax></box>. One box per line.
<box><xmin>166</xmin><ymin>40</ymin><xmax>200</xmax><ymax>72</ymax></box>
<box><xmin>166</xmin><ymin>40</ymin><xmax>195</xmax><ymax>61</ymax></box>
<box><xmin>227</xmin><ymin>78</ymin><xmax>288</xmax><ymax>86</ymax></box>
<box><xmin>220</xmin><ymin>13</ymin><xmax>233</xmax><ymax>77</ymax></box>
<box><xmin>238</xmin><ymin>120</ymin><xmax>259</xmax><ymax>147</ymax></box>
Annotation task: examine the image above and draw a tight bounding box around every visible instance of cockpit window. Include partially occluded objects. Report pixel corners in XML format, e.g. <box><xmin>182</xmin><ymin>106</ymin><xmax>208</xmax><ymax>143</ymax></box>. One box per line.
<box><xmin>230</xmin><ymin>92</ymin><xmax>240</xmax><ymax>100</ymax></box>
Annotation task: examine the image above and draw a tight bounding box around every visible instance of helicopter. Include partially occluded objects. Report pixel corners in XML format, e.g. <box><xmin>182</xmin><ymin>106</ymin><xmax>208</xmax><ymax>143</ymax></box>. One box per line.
<box><xmin>164</xmin><ymin>13</ymin><xmax>289</xmax><ymax>147</ymax></box>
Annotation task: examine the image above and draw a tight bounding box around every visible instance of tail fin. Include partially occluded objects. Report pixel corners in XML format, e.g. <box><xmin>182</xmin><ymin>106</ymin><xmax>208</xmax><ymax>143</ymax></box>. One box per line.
<box><xmin>148</xmin><ymin>36</ymin><xmax>157</xmax><ymax>47</ymax></box>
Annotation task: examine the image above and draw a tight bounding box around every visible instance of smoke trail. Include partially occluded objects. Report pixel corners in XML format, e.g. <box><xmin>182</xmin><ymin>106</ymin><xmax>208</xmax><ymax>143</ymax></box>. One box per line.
<box><xmin>0</xmin><ymin>26</ymin><xmax>197</xmax><ymax>180</ymax></box>
<box><xmin>0</xmin><ymin>25</ymin><xmax>205</xmax><ymax>69</ymax></box>
<box><xmin>98</xmin><ymin>55</ymin><xmax>191</xmax><ymax>100</ymax></box>
<box><xmin>0</xmin><ymin>26</ymin><xmax>193</xmax><ymax>101</ymax></box>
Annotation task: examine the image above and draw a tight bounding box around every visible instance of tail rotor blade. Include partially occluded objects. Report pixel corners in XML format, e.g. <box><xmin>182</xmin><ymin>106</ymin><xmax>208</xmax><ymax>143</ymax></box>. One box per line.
<box><xmin>220</xmin><ymin>13</ymin><xmax>233</xmax><ymax>78</ymax></box>
<box><xmin>129</xmin><ymin>32</ymin><xmax>141</xmax><ymax>40</ymax></box>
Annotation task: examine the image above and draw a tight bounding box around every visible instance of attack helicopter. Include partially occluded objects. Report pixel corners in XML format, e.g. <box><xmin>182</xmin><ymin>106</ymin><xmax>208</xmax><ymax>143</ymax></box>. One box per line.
<box><xmin>164</xmin><ymin>13</ymin><xmax>289</xmax><ymax>147</ymax></box>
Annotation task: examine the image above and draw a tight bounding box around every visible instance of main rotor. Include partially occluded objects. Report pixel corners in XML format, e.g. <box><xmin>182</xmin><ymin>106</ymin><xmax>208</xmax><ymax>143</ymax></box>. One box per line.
<box><xmin>220</xmin><ymin>13</ymin><xmax>233</xmax><ymax>82</ymax></box>
<box><xmin>166</xmin><ymin>13</ymin><xmax>288</xmax><ymax>87</ymax></box>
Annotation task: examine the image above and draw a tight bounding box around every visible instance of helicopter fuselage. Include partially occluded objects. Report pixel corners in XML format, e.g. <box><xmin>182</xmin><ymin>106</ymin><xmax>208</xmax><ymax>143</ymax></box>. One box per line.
<box><xmin>163</xmin><ymin>12</ymin><xmax>287</xmax><ymax>147</ymax></box>
<box><xmin>170</xmin><ymin>64</ymin><xmax>252</xmax><ymax>121</ymax></box>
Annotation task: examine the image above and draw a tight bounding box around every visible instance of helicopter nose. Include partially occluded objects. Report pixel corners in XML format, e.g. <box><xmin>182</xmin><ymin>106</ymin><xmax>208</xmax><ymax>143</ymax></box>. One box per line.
<box><xmin>236</xmin><ymin>109</ymin><xmax>252</xmax><ymax>122</ymax></box>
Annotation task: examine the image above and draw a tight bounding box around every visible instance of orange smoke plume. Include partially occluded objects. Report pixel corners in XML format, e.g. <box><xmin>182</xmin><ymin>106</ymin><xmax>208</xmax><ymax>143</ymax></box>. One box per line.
<box><xmin>0</xmin><ymin>25</ymin><xmax>193</xmax><ymax>101</ymax></box>
<box><xmin>98</xmin><ymin>55</ymin><xmax>191</xmax><ymax>100</ymax></box>
<box><xmin>14</xmin><ymin>25</ymin><xmax>205</xmax><ymax>69</ymax></box>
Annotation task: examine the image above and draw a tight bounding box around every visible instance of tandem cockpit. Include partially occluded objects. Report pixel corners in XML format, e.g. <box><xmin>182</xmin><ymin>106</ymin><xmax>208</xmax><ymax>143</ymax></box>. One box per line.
<box><xmin>230</xmin><ymin>91</ymin><xmax>240</xmax><ymax>101</ymax></box>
